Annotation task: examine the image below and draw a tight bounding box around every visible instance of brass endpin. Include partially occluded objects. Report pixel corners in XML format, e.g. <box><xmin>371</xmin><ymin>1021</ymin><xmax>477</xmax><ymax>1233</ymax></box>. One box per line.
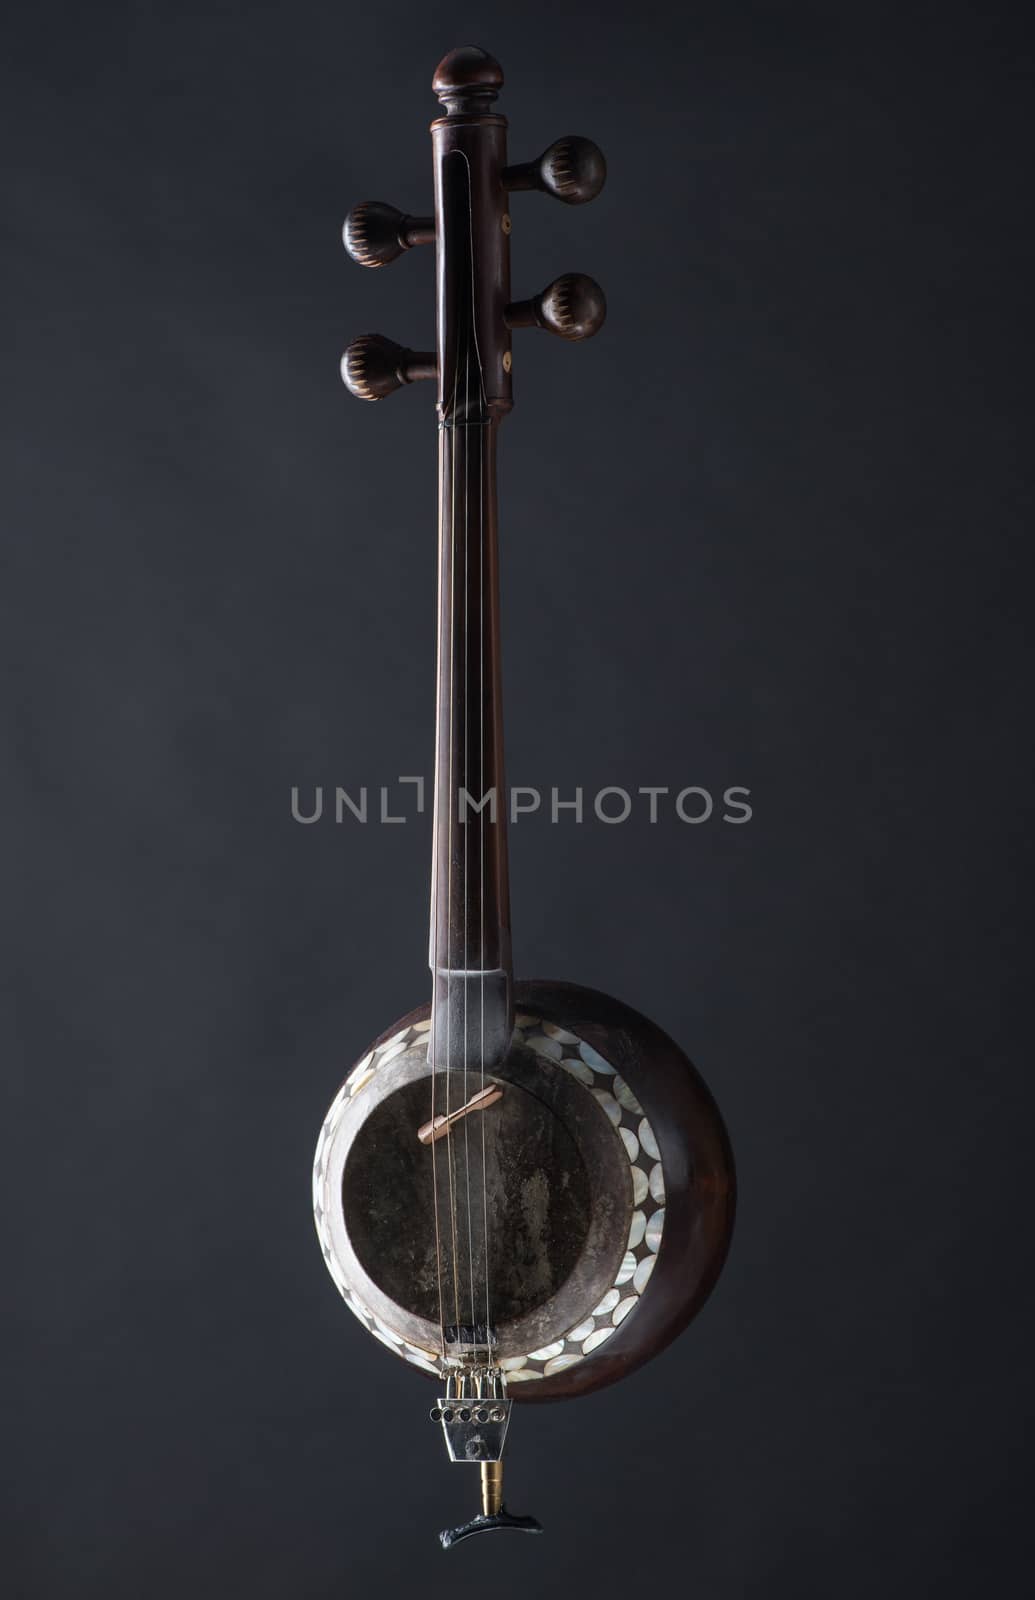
<box><xmin>417</xmin><ymin>1083</ymin><xmax>505</xmax><ymax>1145</ymax></box>
<box><xmin>480</xmin><ymin>1460</ymin><xmax>504</xmax><ymax>1517</ymax></box>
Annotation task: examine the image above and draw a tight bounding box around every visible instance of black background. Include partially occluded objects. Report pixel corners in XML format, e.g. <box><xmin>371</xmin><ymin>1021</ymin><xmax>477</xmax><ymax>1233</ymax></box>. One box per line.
<box><xmin>3</xmin><ymin>2</ymin><xmax>1033</xmax><ymax>1596</ymax></box>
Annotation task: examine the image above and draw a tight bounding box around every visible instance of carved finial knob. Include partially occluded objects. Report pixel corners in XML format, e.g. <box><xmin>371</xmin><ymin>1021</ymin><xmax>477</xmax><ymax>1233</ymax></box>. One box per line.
<box><xmin>506</xmin><ymin>274</ymin><xmax>607</xmax><ymax>342</ymax></box>
<box><xmin>535</xmin><ymin>137</ymin><xmax>607</xmax><ymax>204</ymax></box>
<box><xmin>341</xmin><ymin>335</ymin><xmax>437</xmax><ymax>401</ymax></box>
<box><xmin>432</xmin><ymin>47</ymin><xmax>503</xmax><ymax>113</ymax></box>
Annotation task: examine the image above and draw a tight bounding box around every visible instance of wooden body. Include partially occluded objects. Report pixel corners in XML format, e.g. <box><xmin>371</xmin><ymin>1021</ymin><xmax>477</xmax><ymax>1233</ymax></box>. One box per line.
<box><xmin>509</xmin><ymin>980</ymin><xmax>735</xmax><ymax>1401</ymax></box>
<box><xmin>316</xmin><ymin>981</ymin><xmax>735</xmax><ymax>1402</ymax></box>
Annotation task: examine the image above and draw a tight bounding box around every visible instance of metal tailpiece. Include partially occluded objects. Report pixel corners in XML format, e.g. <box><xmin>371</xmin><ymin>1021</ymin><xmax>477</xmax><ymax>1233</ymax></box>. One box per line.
<box><xmin>430</xmin><ymin>1375</ymin><xmax>542</xmax><ymax>1548</ymax></box>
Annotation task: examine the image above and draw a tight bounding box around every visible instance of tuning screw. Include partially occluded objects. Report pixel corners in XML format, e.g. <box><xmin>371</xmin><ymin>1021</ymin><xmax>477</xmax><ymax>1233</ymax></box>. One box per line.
<box><xmin>503</xmin><ymin>136</ymin><xmax>606</xmax><ymax>205</ymax></box>
<box><xmin>343</xmin><ymin>201</ymin><xmax>435</xmax><ymax>268</ymax></box>
<box><xmin>505</xmin><ymin>273</ymin><xmax>607</xmax><ymax>341</ymax></box>
<box><xmin>341</xmin><ymin>335</ymin><xmax>437</xmax><ymax>401</ymax></box>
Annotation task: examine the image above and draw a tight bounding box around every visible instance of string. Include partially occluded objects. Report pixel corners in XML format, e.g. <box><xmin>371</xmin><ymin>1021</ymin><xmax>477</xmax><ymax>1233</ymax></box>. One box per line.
<box><xmin>444</xmin><ymin>311</ymin><xmax>462</xmax><ymax>1345</ymax></box>
<box><xmin>480</xmin><ymin>398</ymin><xmax>492</xmax><ymax>1362</ymax></box>
<box><xmin>428</xmin><ymin>380</ymin><xmax>453</xmax><ymax>1363</ymax></box>
<box><xmin>456</xmin><ymin>160</ymin><xmax>494</xmax><ymax>1368</ymax></box>
<box><xmin>462</xmin><ymin>320</ymin><xmax>477</xmax><ymax>1338</ymax></box>
<box><xmin>451</xmin><ymin>158</ymin><xmax>494</xmax><ymax>1369</ymax></box>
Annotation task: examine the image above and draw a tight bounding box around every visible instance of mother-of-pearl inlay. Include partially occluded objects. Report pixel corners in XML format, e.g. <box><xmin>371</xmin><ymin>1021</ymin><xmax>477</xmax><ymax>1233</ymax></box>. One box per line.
<box><xmin>313</xmin><ymin>1014</ymin><xmax>667</xmax><ymax>1383</ymax></box>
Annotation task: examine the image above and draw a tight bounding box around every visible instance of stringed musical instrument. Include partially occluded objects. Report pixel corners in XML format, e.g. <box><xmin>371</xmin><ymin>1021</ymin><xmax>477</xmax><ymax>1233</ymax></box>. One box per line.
<box><xmin>313</xmin><ymin>45</ymin><xmax>735</xmax><ymax>1548</ymax></box>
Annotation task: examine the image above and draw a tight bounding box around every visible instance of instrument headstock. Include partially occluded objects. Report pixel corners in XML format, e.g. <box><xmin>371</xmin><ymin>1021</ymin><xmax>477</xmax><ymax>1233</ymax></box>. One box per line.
<box><xmin>341</xmin><ymin>46</ymin><xmax>607</xmax><ymax>404</ymax></box>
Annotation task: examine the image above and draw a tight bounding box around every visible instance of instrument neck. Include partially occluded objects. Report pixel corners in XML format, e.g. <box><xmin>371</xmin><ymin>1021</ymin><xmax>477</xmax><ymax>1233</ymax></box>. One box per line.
<box><xmin>428</xmin><ymin>409</ymin><xmax>512</xmax><ymax>1071</ymax></box>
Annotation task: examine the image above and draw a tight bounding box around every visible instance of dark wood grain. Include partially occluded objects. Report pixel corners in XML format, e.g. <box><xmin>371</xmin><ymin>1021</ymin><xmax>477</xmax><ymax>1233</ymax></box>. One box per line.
<box><xmin>427</xmin><ymin>55</ymin><xmax>514</xmax><ymax>1074</ymax></box>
